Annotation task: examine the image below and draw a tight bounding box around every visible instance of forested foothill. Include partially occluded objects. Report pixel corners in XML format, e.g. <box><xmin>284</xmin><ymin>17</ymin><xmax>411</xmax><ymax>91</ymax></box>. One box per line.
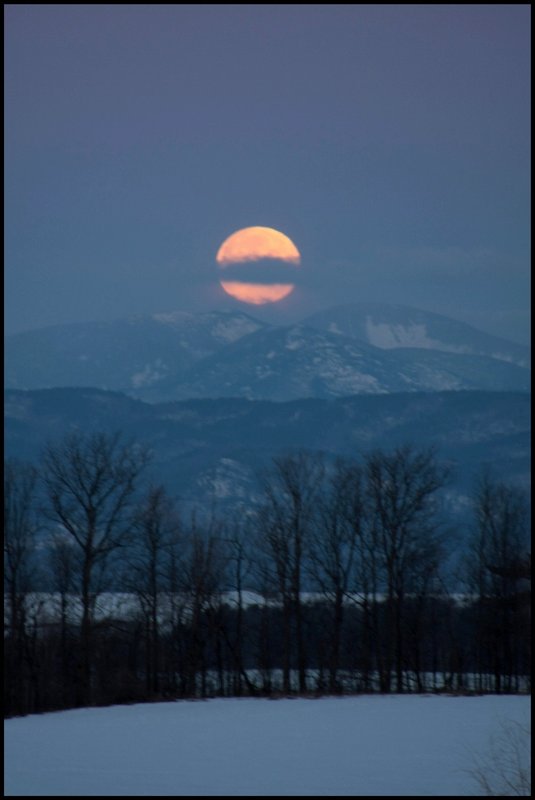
<box><xmin>4</xmin><ymin>431</ymin><xmax>531</xmax><ymax>717</ymax></box>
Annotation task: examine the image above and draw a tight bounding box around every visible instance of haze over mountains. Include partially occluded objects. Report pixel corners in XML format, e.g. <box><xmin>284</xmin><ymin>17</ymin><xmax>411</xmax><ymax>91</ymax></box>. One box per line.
<box><xmin>4</xmin><ymin>302</ymin><xmax>530</xmax><ymax>523</ymax></box>
<box><xmin>4</xmin><ymin>387</ymin><xmax>530</xmax><ymax>521</ymax></box>
<box><xmin>5</xmin><ymin>303</ymin><xmax>530</xmax><ymax>402</ymax></box>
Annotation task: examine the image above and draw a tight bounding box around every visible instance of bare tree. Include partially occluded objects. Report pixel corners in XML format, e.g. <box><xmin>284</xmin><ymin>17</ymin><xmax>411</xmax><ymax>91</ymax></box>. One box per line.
<box><xmin>180</xmin><ymin>514</ymin><xmax>227</xmax><ymax>697</ymax></box>
<box><xmin>257</xmin><ymin>451</ymin><xmax>325</xmax><ymax>694</ymax></box>
<box><xmin>48</xmin><ymin>531</ymin><xmax>78</xmax><ymax>706</ymax></box>
<box><xmin>309</xmin><ymin>457</ymin><xmax>364</xmax><ymax>693</ymax></box>
<box><xmin>365</xmin><ymin>445</ymin><xmax>449</xmax><ymax>693</ymax></box>
<box><xmin>221</xmin><ymin>517</ymin><xmax>258</xmax><ymax>696</ymax></box>
<box><xmin>467</xmin><ymin>473</ymin><xmax>530</xmax><ymax>693</ymax></box>
<box><xmin>4</xmin><ymin>459</ymin><xmax>40</xmax><ymax>715</ymax></box>
<box><xmin>126</xmin><ymin>485</ymin><xmax>181</xmax><ymax>696</ymax></box>
<box><xmin>41</xmin><ymin>431</ymin><xmax>149</xmax><ymax>705</ymax></box>
<box><xmin>470</xmin><ymin>718</ymin><xmax>531</xmax><ymax>796</ymax></box>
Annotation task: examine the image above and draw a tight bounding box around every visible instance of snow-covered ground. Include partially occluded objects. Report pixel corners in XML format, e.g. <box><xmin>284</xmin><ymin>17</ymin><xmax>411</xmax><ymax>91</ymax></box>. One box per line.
<box><xmin>4</xmin><ymin>695</ymin><xmax>530</xmax><ymax>796</ymax></box>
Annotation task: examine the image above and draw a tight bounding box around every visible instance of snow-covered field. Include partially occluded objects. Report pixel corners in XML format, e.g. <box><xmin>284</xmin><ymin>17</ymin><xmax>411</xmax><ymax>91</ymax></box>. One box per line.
<box><xmin>4</xmin><ymin>695</ymin><xmax>530</xmax><ymax>796</ymax></box>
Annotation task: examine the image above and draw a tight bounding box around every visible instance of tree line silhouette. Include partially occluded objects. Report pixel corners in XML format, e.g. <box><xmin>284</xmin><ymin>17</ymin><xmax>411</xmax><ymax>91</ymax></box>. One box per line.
<box><xmin>4</xmin><ymin>430</ymin><xmax>531</xmax><ymax>716</ymax></box>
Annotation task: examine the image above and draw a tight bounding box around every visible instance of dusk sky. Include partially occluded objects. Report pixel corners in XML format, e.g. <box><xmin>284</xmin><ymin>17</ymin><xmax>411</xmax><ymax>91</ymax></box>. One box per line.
<box><xmin>4</xmin><ymin>4</ymin><xmax>531</xmax><ymax>343</ymax></box>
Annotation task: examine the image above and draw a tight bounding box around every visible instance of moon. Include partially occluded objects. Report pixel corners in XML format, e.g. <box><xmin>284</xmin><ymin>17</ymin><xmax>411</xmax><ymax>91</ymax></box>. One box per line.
<box><xmin>216</xmin><ymin>226</ymin><xmax>301</xmax><ymax>305</ymax></box>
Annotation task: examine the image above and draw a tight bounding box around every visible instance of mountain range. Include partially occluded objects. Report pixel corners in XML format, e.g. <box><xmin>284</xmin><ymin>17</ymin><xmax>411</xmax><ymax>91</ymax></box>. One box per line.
<box><xmin>4</xmin><ymin>387</ymin><xmax>530</xmax><ymax>524</ymax></box>
<box><xmin>5</xmin><ymin>304</ymin><xmax>531</xmax><ymax>402</ymax></box>
<box><xmin>4</xmin><ymin>302</ymin><xmax>531</xmax><ymax>540</ymax></box>
<box><xmin>304</xmin><ymin>303</ymin><xmax>530</xmax><ymax>365</ymax></box>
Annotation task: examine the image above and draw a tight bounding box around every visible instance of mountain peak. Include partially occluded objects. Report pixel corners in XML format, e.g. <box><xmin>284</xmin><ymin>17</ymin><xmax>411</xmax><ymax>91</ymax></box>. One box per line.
<box><xmin>5</xmin><ymin>304</ymin><xmax>530</xmax><ymax>401</ymax></box>
<box><xmin>302</xmin><ymin>303</ymin><xmax>530</xmax><ymax>368</ymax></box>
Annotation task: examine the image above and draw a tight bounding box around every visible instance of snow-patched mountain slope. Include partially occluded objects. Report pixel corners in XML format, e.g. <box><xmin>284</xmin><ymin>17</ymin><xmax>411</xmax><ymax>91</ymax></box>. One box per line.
<box><xmin>303</xmin><ymin>303</ymin><xmax>530</xmax><ymax>368</ymax></box>
<box><xmin>142</xmin><ymin>324</ymin><xmax>531</xmax><ymax>402</ymax></box>
<box><xmin>4</xmin><ymin>310</ymin><xmax>267</xmax><ymax>392</ymax></box>
<box><xmin>5</xmin><ymin>304</ymin><xmax>530</xmax><ymax>401</ymax></box>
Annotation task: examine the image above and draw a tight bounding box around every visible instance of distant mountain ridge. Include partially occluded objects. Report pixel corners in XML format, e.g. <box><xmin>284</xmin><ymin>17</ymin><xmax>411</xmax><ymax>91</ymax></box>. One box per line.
<box><xmin>4</xmin><ymin>304</ymin><xmax>530</xmax><ymax>402</ymax></box>
<box><xmin>144</xmin><ymin>324</ymin><xmax>530</xmax><ymax>402</ymax></box>
<box><xmin>4</xmin><ymin>387</ymin><xmax>530</xmax><ymax>518</ymax></box>
<box><xmin>302</xmin><ymin>303</ymin><xmax>530</xmax><ymax>367</ymax></box>
<box><xmin>4</xmin><ymin>310</ymin><xmax>266</xmax><ymax>393</ymax></box>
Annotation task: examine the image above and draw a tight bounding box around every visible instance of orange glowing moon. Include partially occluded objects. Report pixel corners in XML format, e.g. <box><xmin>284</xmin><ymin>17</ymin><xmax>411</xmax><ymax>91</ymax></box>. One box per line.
<box><xmin>216</xmin><ymin>226</ymin><xmax>300</xmax><ymax>305</ymax></box>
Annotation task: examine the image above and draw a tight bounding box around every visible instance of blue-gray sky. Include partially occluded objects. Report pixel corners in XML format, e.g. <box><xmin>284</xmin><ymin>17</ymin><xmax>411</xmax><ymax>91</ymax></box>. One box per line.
<box><xmin>4</xmin><ymin>4</ymin><xmax>531</xmax><ymax>343</ymax></box>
